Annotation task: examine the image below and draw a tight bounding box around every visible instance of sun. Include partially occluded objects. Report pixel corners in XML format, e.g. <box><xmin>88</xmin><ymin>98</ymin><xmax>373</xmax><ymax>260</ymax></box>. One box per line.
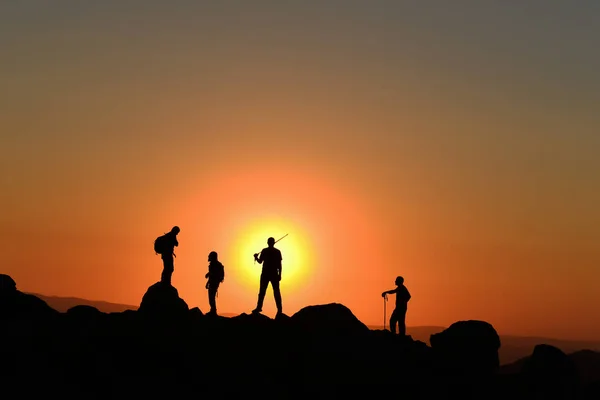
<box><xmin>228</xmin><ymin>216</ymin><xmax>313</xmax><ymax>293</ymax></box>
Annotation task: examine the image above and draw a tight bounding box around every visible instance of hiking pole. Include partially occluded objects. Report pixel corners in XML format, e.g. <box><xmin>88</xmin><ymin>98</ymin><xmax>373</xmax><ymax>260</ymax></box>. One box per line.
<box><xmin>383</xmin><ymin>294</ymin><xmax>388</xmax><ymax>331</ymax></box>
<box><xmin>254</xmin><ymin>234</ymin><xmax>289</xmax><ymax>264</ymax></box>
<box><xmin>274</xmin><ymin>233</ymin><xmax>288</xmax><ymax>244</ymax></box>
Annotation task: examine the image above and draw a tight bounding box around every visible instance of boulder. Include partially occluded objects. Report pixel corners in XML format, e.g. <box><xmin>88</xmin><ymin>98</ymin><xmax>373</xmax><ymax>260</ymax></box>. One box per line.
<box><xmin>521</xmin><ymin>344</ymin><xmax>580</xmax><ymax>397</ymax></box>
<box><xmin>0</xmin><ymin>274</ymin><xmax>17</xmax><ymax>292</ymax></box>
<box><xmin>291</xmin><ymin>303</ymin><xmax>370</xmax><ymax>336</ymax></box>
<box><xmin>189</xmin><ymin>307</ymin><xmax>204</xmax><ymax>318</ymax></box>
<box><xmin>0</xmin><ymin>274</ymin><xmax>58</xmax><ymax>321</ymax></box>
<box><xmin>67</xmin><ymin>305</ymin><xmax>104</xmax><ymax>318</ymax></box>
<box><xmin>231</xmin><ymin>311</ymin><xmax>273</xmax><ymax>326</ymax></box>
<box><xmin>138</xmin><ymin>282</ymin><xmax>189</xmax><ymax>317</ymax></box>
<box><xmin>430</xmin><ymin>320</ymin><xmax>501</xmax><ymax>376</ymax></box>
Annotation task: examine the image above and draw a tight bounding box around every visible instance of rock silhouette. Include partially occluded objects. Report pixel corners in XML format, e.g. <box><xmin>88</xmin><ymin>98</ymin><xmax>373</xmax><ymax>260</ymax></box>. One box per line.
<box><xmin>1</xmin><ymin>274</ymin><xmax>598</xmax><ymax>399</ymax></box>
<box><xmin>290</xmin><ymin>303</ymin><xmax>370</xmax><ymax>336</ymax></box>
<box><xmin>0</xmin><ymin>273</ymin><xmax>16</xmax><ymax>291</ymax></box>
<box><xmin>138</xmin><ymin>281</ymin><xmax>189</xmax><ymax>317</ymax></box>
<box><xmin>0</xmin><ymin>273</ymin><xmax>58</xmax><ymax>321</ymax></box>
<box><xmin>521</xmin><ymin>344</ymin><xmax>580</xmax><ymax>398</ymax></box>
<box><xmin>431</xmin><ymin>320</ymin><xmax>501</xmax><ymax>377</ymax></box>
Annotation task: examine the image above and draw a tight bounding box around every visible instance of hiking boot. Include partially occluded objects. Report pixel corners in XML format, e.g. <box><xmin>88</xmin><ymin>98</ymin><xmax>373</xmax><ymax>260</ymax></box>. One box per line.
<box><xmin>251</xmin><ymin>308</ymin><xmax>262</xmax><ymax>314</ymax></box>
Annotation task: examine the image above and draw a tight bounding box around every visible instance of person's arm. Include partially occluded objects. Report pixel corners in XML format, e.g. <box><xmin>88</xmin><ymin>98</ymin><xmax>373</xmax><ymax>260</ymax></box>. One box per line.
<box><xmin>172</xmin><ymin>237</ymin><xmax>178</xmax><ymax>257</ymax></box>
<box><xmin>254</xmin><ymin>252</ymin><xmax>263</xmax><ymax>264</ymax></box>
<box><xmin>277</xmin><ymin>251</ymin><xmax>282</xmax><ymax>279</ymax></box>
<box><xmin>381</xmin><ymin>288</ymin><xmax>397</xmax><ymax>297</ymax></box>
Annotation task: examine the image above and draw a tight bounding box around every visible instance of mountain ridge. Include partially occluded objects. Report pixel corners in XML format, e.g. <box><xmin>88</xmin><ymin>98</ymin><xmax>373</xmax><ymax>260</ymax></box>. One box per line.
<box><xmin>30</xmin><ymin>292</ymin><xmax>600</xmax><ymax>365</ymax></box>
<box><xmin>2</xmin><ymin>275</ymin><xmax>598</xmax><ymax>398</ymax></box>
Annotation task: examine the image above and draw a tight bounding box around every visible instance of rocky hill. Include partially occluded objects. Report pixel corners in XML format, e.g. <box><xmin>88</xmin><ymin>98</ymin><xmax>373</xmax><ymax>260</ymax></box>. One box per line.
<box><xmin>1</xmin><ymin>273</ymin><xmax>598</xmax><ymax>399</ymax></box>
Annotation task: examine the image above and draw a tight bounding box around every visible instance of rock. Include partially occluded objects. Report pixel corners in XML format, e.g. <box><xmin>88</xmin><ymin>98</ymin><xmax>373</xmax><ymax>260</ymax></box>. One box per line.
<box><xmin>521</xmin><ymin>344</ymin><xmax>580</xmax><ymax>397</ymax></box>
<box><xmin>291</xmin><ymin>303</ymin><xmax>370</xmax><ymax>336</ymax></box>
<box><xmin>190</xmin><ymin>307</ymin><xmax>204</xmax><ymax>318</ymax></box>
<box><xmin>138</xmin><ymin>282</ymin><xmax>189</xmax><ymax>317</ymax></box>
<box><xmin>231</xmin><ymin>311</ymin><xmax>273</xmax><ymax>325</ymax></box>
<box><xmin>0</xmin><ymin>293</ymin><xmax>58</xmax><ymax>321</ymax></box>
<box><xmin>0</xmin><ymin>274</ymin><xmax>17</xmax><ymax>292</ymax></box>
<box><xmin>67</xmin><ymin>305</ymin><xmax>104</xmax><ymax>318</ymax></box>
<box><xmin>430</xmin><ymin>320</ymin><xmax>501</xmax><ymax>376</ymax></box>
<box><xmin>274</xmin><ymin>312</ymin><xmax>291</xmax><ymax>324</ymax></box>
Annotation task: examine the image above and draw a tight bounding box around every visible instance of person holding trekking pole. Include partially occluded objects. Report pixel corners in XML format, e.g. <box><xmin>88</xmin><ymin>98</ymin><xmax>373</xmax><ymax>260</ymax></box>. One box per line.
<box><xmin>252</xmin><ymin>236</ymin><xmax>284</xmax><ymax>316</ymax></box>
<box><xmin>381</xmin><ymin>276</ymin><xmax>411</xmax><ymax>336</ymax></box>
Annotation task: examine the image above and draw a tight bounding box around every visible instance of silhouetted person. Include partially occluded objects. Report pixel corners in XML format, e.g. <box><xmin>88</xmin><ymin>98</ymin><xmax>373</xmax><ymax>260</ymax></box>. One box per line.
<box><xmin>382</xmin><ymin>276</ymin><xmax>411</xmax><ymax>336</ymax></box>
<box><xmin>155</xmin><ymin>226</ymin><xmax>180</xmax><ymax>285</ymax></box>
<box><xmin>205</xmin><ymin>251</ymin><xmax>225</xmax><ymax>316</ymax></box>
<box><xmin>252</xmin><ymin>237</ymin><xmax>283</xmax><ymax>316</ymax></box>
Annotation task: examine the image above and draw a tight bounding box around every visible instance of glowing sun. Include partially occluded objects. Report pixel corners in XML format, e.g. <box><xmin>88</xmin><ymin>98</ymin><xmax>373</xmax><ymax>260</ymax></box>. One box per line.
<box><xmin>228</xmin><ymin>217</ymin><xmax>313</xmax><ymax>292</ymax></box>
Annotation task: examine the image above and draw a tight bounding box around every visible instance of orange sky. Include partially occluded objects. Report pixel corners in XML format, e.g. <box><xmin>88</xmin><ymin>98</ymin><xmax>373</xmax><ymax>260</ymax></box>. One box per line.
<box><xmin>1</xmin><ymin>2</ymin><xmax>599</xmax><ymax>340</ymax></box>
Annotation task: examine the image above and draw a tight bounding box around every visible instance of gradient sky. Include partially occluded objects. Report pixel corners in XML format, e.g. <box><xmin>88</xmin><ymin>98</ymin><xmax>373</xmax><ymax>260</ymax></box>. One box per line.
<box><xmin>1</xmin><ymin>1</ymin><xmax>599</xmax><ymax>340</ymax></box>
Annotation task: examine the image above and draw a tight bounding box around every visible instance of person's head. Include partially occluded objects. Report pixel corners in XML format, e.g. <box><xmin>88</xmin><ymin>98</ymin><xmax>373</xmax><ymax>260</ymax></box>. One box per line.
<box><xmin>267</xmin><ymin>237</ymin><xmax>275</xmax><ymax>247</ymax></box>
<box><xmin>395</xmin><ymin>276</ymin><xmax>404</xmax><ymax>286</ymax></box>
<box><xmin>171</xmin><ymin>226</ymin><xmax>180</xmax><ymax>235</ymax></box>
<box><xmin>208</xmin><ymin>251</ymin><xmax>218</xmax><ymax>262</ymax></box>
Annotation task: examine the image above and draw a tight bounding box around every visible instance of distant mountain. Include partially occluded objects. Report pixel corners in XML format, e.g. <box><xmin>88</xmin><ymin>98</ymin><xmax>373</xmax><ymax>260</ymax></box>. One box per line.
<box><xmin>28</xmin><ymin>293</ymin><xmax>137</xmax><ymax>313</ymax></box>
<box><xmin>26</xmin><ymin>293</ymin><xmax>247</xmax><ymax>316</ymax></box>
<box><xmin>499</xmin><ymin>335</ymin><xmax>600</xmax><ymax>365</ymax></box>
<box><xmin>369</xmin><ymin>324</ymin><xmax>600</xmax><ymax>365</ymax></box>
<box><xmin>500</xmin><ymin>349</ymin><xmax>600</xmax><ymax>384</ymax></box>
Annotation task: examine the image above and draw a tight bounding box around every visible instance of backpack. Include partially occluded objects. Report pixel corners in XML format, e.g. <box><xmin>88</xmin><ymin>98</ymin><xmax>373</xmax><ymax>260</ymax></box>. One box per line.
<box><xmin>154</xmin><ymin>234</ymin><xmax>168</xmax><ymax>255</ymax></box>
<box><xmin>212</xmin><ymin>262</ymin><xmax>225</xmax><ymax>283</ymax></box>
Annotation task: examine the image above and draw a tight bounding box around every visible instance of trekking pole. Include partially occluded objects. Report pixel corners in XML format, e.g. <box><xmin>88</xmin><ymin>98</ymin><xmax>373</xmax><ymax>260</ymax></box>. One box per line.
<box><xmin>383</xmin><ymin>294</ymin><xmax>388</xmax><ymax>331</ymax></box>
<box><xmin>254</xmin><ymin>234</ymin><xmax>289</xmax><ymax>264</ymax></box>
<box><xmin>274</xmin><ymin>233</ymin><xmax>288</xmax><ymax>244</ymax></box>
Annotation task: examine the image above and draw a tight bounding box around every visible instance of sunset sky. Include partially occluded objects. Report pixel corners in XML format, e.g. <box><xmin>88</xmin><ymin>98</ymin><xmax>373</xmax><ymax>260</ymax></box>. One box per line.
<box><xmin>1</xmin><ymin>1</ymin><xmax>599</xmax><ymax>340</ymax></box>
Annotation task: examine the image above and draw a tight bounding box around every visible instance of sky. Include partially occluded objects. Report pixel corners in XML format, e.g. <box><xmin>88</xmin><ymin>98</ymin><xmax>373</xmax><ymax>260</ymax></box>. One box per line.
<box><xmin>1</xmin><ymin>1</ymin><xmax>599</xmax><ymax>340</ymax></box>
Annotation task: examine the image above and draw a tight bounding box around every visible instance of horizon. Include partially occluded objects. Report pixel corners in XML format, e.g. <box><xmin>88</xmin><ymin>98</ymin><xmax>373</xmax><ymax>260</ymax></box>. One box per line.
<box><xmin>2</xmin><ymin>2</ymin><xmax>599</xmax><ymax>341</ymax></box>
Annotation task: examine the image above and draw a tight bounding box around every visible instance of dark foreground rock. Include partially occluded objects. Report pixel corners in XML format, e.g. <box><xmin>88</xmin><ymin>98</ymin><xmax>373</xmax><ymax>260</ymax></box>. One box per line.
<box><xmin>430</xmin><ymin>320</ymin><xmax>501</xmax><ymax>377</ymax></box>
<box><xmin>0</xmin><ymin>274</ymin><xmax>598</xmax><ymax>399</ymax></box>
<box><xmin>138</xmin><ymin>281</ymin><xmax>189</xmax><ymax>317</ymax></box>
<box><xmin>290</xmin><ymin>303</ymin><xmax>370</xmax><ymax>336</ymax></box>
<box><xmin>0</xmin><ymin>274</ymin><xmax>58</xmax><ymax>320</ymax></box>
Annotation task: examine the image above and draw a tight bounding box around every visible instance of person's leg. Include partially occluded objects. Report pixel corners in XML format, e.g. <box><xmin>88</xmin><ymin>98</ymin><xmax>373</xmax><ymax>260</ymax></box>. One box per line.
<box><xmin>161</xmin><ymin>256</ymin><xmax>174</xmax><ymax>285</ymax></box>
<box><xmin>208</xmin><ymin>284</ymin><xmax>217</xmax><ymax>314</ymax></box>
<box><xmin>398</xmin><ymin>306</ymin><xmax>407</xmax><ymax>336</ymax></box>
<box><xmin>389</xmin><ymin>308</ymin><xmax>399</xmax><ymax>334</ymax></box>
<box><xmin>254</xmin><ymin>274</ymin><xmax>268</xmax><ymax>312</ymax></box>
<box><xmin>271</xmin><ymin>277</ymin><xmax>282</xmax><ymax>314</ymax></box>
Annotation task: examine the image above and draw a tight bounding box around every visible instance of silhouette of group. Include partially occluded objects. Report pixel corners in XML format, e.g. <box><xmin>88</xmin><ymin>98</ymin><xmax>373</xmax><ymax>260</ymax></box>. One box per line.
<box><xmin>154</xmin><ymin>226</ymin><xmax>285</xmax><ymax>317</ymax></box>
<box><xmin>154</xmin><ymin>225</ymin><xmax>411</xmax><ymax>335</ymax></box>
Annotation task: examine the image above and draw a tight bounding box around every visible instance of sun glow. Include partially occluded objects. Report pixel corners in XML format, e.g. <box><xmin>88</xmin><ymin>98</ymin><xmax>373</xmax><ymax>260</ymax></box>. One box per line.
<box><xmin>228</xmin><ymin>217</ymin><xmax>314</xmax><ymax>293</ymax></box>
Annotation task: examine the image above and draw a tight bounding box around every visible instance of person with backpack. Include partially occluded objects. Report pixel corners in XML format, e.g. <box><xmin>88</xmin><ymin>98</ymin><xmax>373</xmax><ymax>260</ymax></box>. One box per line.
<box><xmin>381</xmin><ymin>276</ymin><xmax>411</xmax><ymax>336</ymax></box>
<box><xmin>154</xmin><ymin>226</ymin><xmax>180</xmax><ymax>285</ymax></box>
<box><xmin>252</xmin><ymin>237</ymin><xmax>283</xmax><ymax>316</ymax></box>
<box><xmin>205</xmin><ymin>251</ymin><xmax>225</xmax><ymax>316</ymax></box>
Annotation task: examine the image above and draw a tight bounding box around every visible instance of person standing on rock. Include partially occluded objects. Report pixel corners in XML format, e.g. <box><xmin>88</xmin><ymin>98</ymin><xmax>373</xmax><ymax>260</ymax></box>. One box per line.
<box><xmin>381</xmin><ymin>276</ymin><xmax>411</xmax><ymax>336</ymax></box>
<box><xmin>154</xmin><ymin>226</ymin><xmax>180</xmax><ymax>285</ymax></box>
<box><xmin>252</xmin><ymin>237</ymin><xmax>283</xmax><ymax>316</ymax></box>
<box><xmin>205</xmin><ymin>251</ymin><xmax>225</xmax><ymax>316</ymax></box>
